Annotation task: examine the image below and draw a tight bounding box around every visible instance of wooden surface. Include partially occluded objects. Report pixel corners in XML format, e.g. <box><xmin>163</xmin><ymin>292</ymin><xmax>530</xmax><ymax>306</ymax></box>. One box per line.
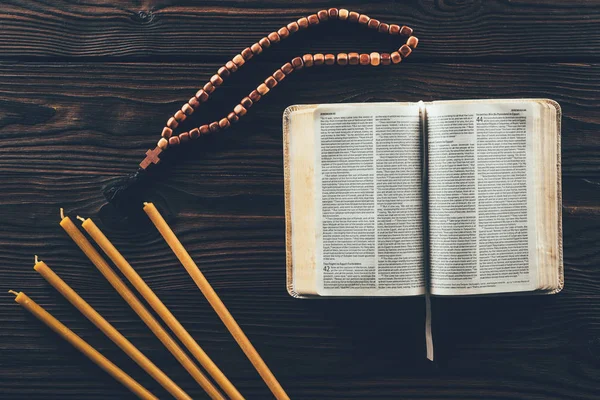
<box><xmin>0</xmin><ymin>1</ymin><xmax>599</xmax><ymax>399</ymax></box>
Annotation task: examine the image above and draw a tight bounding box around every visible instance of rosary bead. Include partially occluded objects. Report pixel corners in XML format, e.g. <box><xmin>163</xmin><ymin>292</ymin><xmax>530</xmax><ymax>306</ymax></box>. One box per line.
<box><xmin>359</xmin><ymin>53</ymin><xmax>370</xmax><ymax>65</ymax></box>
<box><xmin>265</xmin><ymin>76</ymin><xmax>278</xmax><ymax>88</ymax></box>
<box><xmin>227</xmin><ymin>112</ymin><xmax>239</xmax><ymax>123</ymax></box>
<box><xmin>407</xmin><ymin>36</ymin><xmax>419</xmax><ymax>49</ymax></box>
<box><xmin>281</xmin><ymin>62</ymin><xmax>294</xmax><ymax>74</ymax></box>
<box><xmin>189</xmin><ymin>127</ymin><xmax>200</xmax><ymax>139</ymax></box>
<box><xmin>400</xmin><ymin>25</ymin><xmax>413</xmax><ymax>36</ymax></box>
<box><xmin>297</xmin><ymin>17</ymin><xmax>309</xmax><ymax>29</ymax></box>
<box><xmin>196</xmin><ymin>89</ymin><xmax>209</xmax><ymax>102</ymax></box>
<box><xmin>232</xmin><ymin>54</ymin><xmax>245</xmax><ymax>67</ymax></box>
<box><xmin>307</xmin><ymin>14</ymin><xmax>319</xmax><ymax>25</ymax></box>
<box><xmin>218</xmin><ymin>66</ymin><xmax>230</xmax><ymax>78</ymax></box>
<box><xmin>291</xmin><ymin>57</ymin><xmax>304</xmax><ymax>70</ymax></box>
<box><xmin>378</xmin><ymin>23</ymin><xmax>389</xmax><ymax>33</ymax></box>
<box><xmin>287</xmin><ymin>21</ymin><xmax>299</xmax><ymax>34</ymax></box>
<box><xmin>179</xmin><ymin>132</ymin><xmax>190</xmax><ymax>142</ymax></box>
<box><xmin>259</xmin><ymin>37</ymin><xmax>271</xmax><ymax>48</ymax></box>
<box><xmin>189</xmin><ymin>96</ymin><xmax>200</xmax><ymax>108</ymax></box>
<box><xmin>337</xmin><ymin>53</ymin><xmax>348</xmax><ymax>65</ymax></box>
<box><xmin>219</xmin><ymin>118</ymin><xmax>230</xmax><ymax>129</ymax></box>
<box><xmin>203</xmin><ymin>82</ymin><xmax>215</xmax><ymax>94</ymax></box>
<box><xmin>234</xmin><ymin>104</ymin><xmax>247</xmax><ymax>116</ymax></box>
<box><xmin>278</xmin><ymin>27</ymin><xmax>290</xmax><ymax>39</ymax></box>
<box><xmin>368</xmin><ymin>19</ymin><xmax>380</xmax><ymax>30</ymax></box>
<box><xmin>389</xmin><ymin>24</ymin><xmax>400</xmax><ymax>35</ymax></box>
<box><xmin>225</xmin><ymin>60</ymin><xmax>238</xmax><ymax>72</ymax></box>
<box><xmin>348</xmin><ymin>11</ymin><xmax>359</xmax><ymax>23</ymax></box>
<box><xmin>358</xmin><ymin>14</ymin><xmax>370</xmax><ymax>25</ymax></box>
<box><xmin>391</xmin><ymin>51</ymin><xmax>402</xmax><ymax>64</ymax></box>
<box><xmin>273</xmin><ymin>69</ymin><xmax>286</xmax><ymax>81</ymax></box>
<box><xmin>199</xmin><ymin>124</ymin><xmax>210</xmax><ymax>135</ymax></box>
<box><xmin>370</xmin><ymin>52</ymin><xmax>381</xmax><ymax>66</ymax></box>
<box><xmin>257</xmin><ymin>83</ymin><xmax>270</xmax><ymax>95</ymax></box>
<box><xmin>210</xmin><ymin>74</ymin><xmax>224</xmax><ymax>87</ymax></box>
<box><xmin>167</xmin><ymin>117</ymin><xmax>179</xmax><ymax>129</ymax></box>
<box><xmin>250</xmin><ymin>43</ymin><xmax>263</xmax><ymax>55</ymax></box>
<box><xmin>338</xmin><ymin>9</ymin><xmax>349</xmax><ymax>20</ymax></box>
<box><xmin>158</xmin><ymin>138</ymin><xmax>169</xmax><ymax>149</ymax></box>
<box><xmin>399</xmin><ymin>44</ymin><xmax>412</xmax><ymax>57</ymax></box>
<box><xmin>313</xmin><ymin>53</ymin><xmax>325</xmax><ymax>66</ymax></box>
<box><xmin>249</xmin><ymin>90</ymin><xmax>261</xmax><ymax>102</ymax></box>
<box><xmin>324</xmin><ymin>54</ymin><xmax>335</xmax><ymax>65</ymax></box>
<box><xmin>317</xmin><ymin>10</ymin><xmax>329</xmax><ymax>21</ymax></box>
<box><xmin>241</xmin><ymin>47</ymin><xmax>254</xmax><ymax>60</ymax></box>
<box><xmin>381</xmin><ymin>53</ymin><xmax>391</xmax><ymax>65</ymax></box>
<box><xmin>241</xmin><ymin>97</ymin><xmax>253</xmax><ymax>108</ymax></box>
<box><xmin>348</xmin><ymin>52</ymin><xmax>359</xmax><ymax>65</ymax></box>
<box><xmin>182</xmin><ymin>103</ymin><xmax>194</xmax><ymax>115</ymax></box>
<box><xmin>328</xmin><ymin>8</ymin><xmax>339</xmax><ymax>19</ymax></box>
<box><xmin>209</xmin><ymin>122</ymin><xmax>219</xmax><ymax>132</ymax></box>
<box><xmin>302</xmin><ymin>54</ymin><xmax>314</xmax><ymax>67</ymax></box>
<box><xmin>161</xmin><ymin>127</ymin><xmax>173</xmax><ymax>138</ymax></box>
<box><xmin>169</xmin><ymin>136</ymin><xmax>180</xmax><ymax>146</ymax></box>
<box><xmin>174</xmin><ymin>110</ymin><xmax>186</xmax><ymax>122</ymax></box>
<box><xmin>267</xmin><ymin>32</ymin><xmax>280</xmax><ymax>43</ymax></box>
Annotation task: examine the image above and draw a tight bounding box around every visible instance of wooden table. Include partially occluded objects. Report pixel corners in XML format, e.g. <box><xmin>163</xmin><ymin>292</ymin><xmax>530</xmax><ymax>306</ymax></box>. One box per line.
<box><xmin>1</xmin><ymin>1</ymin><xmax>599</xmax><ymax>399</ymax></box>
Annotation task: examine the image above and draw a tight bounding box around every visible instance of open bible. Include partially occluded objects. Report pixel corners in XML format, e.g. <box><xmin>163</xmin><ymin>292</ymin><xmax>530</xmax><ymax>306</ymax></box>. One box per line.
<box><xmin>283</xmin><ymin>99</ymin><xmax>563</xmax><ymax>298</ymax></box>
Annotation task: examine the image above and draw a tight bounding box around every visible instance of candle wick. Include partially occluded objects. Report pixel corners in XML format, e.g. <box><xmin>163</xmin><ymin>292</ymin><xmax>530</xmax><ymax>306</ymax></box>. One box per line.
<box><xmin>8</xmin><ymin>290</ymin><xmax>18</xmax><ymax>297</ymax></box>
<box><xmin>143</xmin><ymin>202</ymin><xmax>150</xmax><ymax>206</ymax></box>
<box><xmin>76</xmin><ymin>216</ymin><xmax>86</xmax><ymax>222</ymax></box>
<box><xmin>34</xmin><ymin>255</ymin><xmax>39</xmax><ymax>264</ymax></box>
<box><xmin>60</xmin><ymin>208</ymin><xmax>65</xmax><ymax>219</ymax></box>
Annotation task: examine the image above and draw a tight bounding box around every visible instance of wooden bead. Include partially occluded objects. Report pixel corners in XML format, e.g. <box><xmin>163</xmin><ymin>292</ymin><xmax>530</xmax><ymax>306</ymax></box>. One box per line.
<box><xmin>407</xmin><ymin>36</ymin><xmax>419</xmax><ymax>49</ymax></box>
<box><xmin>241</xmin><ymin>47</ymin><xmax>253</xmax><ymax>60</ymax></box>
<box><xmin>370</xmin><ymin>52</ymin><xmax>381</xmax><ymax>66</ymax></box>
<box><xmin>232</xmin><ymin>54</ymin><xmax>245</xmax><ymax>67</ymax></box>
<box><xmin>368</xmin><ymin>19</ymin><xmax>380</xmax><ymax>30</ymax></box>
<box><xmin>287</xmin><ymin>22</ymin><xmax>299</xmax><ymax>34</ymax></box>
<box><xmin>358</xmin><ymin>14</ymin><xmax>370</xmax><ymax>25</ymax></box>
<box><xmin>337</xmin><ymin>53</ymin><xmax>348</xmax><ymax>65</ymax></box>
<box><xmin>199</xmin><ymin>124</ymin><xmax>210</xmax><ymax>135</ymax></box>
<box><xmin>234</xmin><ymin>104</ymin><xmax>247</xmax><ymax>116</ymax></box>
<box><xmin>291</xmin><ymin>57</ymin><xmax>304</xmax><ymax>70</ymax></box>
<box><xmin>338</xmin><ymin>9</ymin><xmax>349</xmax><ymax>21</ymax></box>
<box><xmin>324</xmin><ymin>54</ymin><xmax>335</xmax><ymax>65</ymax></box>
<box><xmin>189</xmin><ymin>128</ymin><xmax>200</xmax><ymax>139</ymax></box>
<box><xmin>218</xmin><ymin>66</ymin><xmax>230</xmax><ymax>79</ymax></box>
<box><xmin>174</xmin><ymin>110</ymin><xmax>186</xmax><ymax>122</ymax></box>
<box><xmin>400</xmin><ymin>25</ymin><xmax>413</xmax><ymax>36</ymax></box>
<box><xmin>391</xmin><ymin>51</ymin><xmax>402</xmax><ymax>64</ymax></box>
<box><xmin>167</xmin><ymin>117</ymin><xmax>179</xmax><ymax>129</ymax></box>
<box><xmin>359</xmin><ymin>53</ymin><xmax>370</xmax><ymax>65</ymax></box>
<box><xmin>179</xmin><ymin>132</ymin><xmax>190</xmax><ymax>142</ymax></box>
<box><xmin>158</xmin><ymin>137</ymin><xmax>168</xmax><ymax>149</ymax></box>
<box><xmin>259</xmin><ymin>37</ymin><xmax>271</xmax><ymax>48</ymax></box>
<box><xmin>389</xmin><ymin>24</ymin><xmax>400</xmax><ymax>35</ymax></box>
<box><xmin>203</xmin><ymin>82</ymin><xmax>215</xmax><ymax>94</ymax></box>
<box><xmin>257</xmin><ymin>83</ymin><xmax>270</xmax><ymax>95</ymax></box>
<box><xmin>313</xmin><ymin>53</ymin><xmax>325</xmax><ymax>66</ymax></box>
<box><xmin>348</xmin><ymin>11</ymin><xmax>359</xmax><ymax>23</ymax></box>
<box><xmin>219</xmin><ymin>118</ymin><xmax>230</xmax><ymax>129</ymax></box>
<box><xmin>317</xmin><ymin>10</ymin><xmax>329</xmax><ymax>21</ymax></box>
<box><xmin>399</xmin><ymin>44</ymin><xmax>412</xmax><ymax>58</ymax></box>
<box><xmin>249</xmin><ymin>90</ymin><xmax>261</xmax><ymax>102</ymax></box>
<box><xmin>227</xmin><ymin>112</ymin><xmax>239</xmax><ymax>123</ymax></box>
<box><xmin>265</xmin><ymin>76</ymin><xmax>278</xmax><ymax>88</ymax></box>
<box><xmin>297</xmin><ymin>17</ymin><xmax>309</xmax><ymax>29</ymax></box>
<box><xmin>225</xmin><ymin>60</ymin><xmax>238</xmax><ymax>72</ymax></box>
<box><xmin>196</xmin><ymin>89</ymin><xmax>209</xmax><ymax>102</ymax></box>
<box><xmin>210</xmin><ymin>74</ymin><xmax>223</xmax><ymax>86</ymax></box>
<box><xmin>348</xmin><ymin>52</ymin><xmax>359</xmax><ymax>65</ymax></box>
<box><xmin>169</xmin><ymin>136</ymin><xmax>180</xmax><ymax>146</ymax></box>
<box><xmin>378</xmin><ymin>23</ymin><xmax>389</xmax><ymax>33</ymax></box>
<box><xmin>307</xmin><ymin>14</ymin><xmax>319</xmax><ymax>25</ymax></box>
<box><xmin>182</xmin><ymin>103</ymin><xmax>194</xmax><ymax>115</ymax></box>
<box><xmin>267</xmin><ymin>32</ymin><xmax>280</xmax><ymax>43</ymax></box>
<box><xmin>273</xmin><ymin>69</ymin><xmax>286</xmax><ymax>82</ymax></box>
<box><xmin>328</xmin><ymin>8</ymin><xmax>338</xmax><ymax>19</ymax></box>
<box><xmin>161</xmin><ymin>127</ymin><xmax>173</xmax><ymax>138</ymax></box>
<box><xmin>381</xmin><ymin>53</ymin><xmax>391</xmax><ymax>65</ymax></box>
<box><xmin>189</xmin><ymin>96</ymin><xmax>200</xmax><ymax>108</ymax></box>
<box><xmin>302</xmin><ymin>54</ymin><xmax>314</xmax><ymax>67</ymax></box>
<box><xmin>277</xmin><ymin>27</ymin><xmax>290</xmax><ymax>39</ymax></box>
<box><xmin>209</xmin><ymin>122</ymin><xmax>219</xmax><ymax>132</ymax></box>
<box><xmin>281</xmin><ymin>62</ymin><xmax>294</xmax><ymax>74</ymax></box>
<box><xmin>241</xmin><ymin>97</ymin><xmax>253</xmax><ymax>108</ymax></box>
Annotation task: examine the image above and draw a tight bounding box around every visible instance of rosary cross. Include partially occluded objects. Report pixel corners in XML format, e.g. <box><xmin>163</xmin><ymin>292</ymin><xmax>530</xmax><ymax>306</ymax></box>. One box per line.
<box><xmin>140</xmin><ymin>147</ymin><xmax>162</xmax><ymax>169</ymax></box>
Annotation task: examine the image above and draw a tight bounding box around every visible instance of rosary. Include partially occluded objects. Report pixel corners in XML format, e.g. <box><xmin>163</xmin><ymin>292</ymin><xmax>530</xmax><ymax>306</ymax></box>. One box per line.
<box><xmin>104</xmin><ymin>8</ymin><xmax>418</xmax><ymax>207</ymax></box>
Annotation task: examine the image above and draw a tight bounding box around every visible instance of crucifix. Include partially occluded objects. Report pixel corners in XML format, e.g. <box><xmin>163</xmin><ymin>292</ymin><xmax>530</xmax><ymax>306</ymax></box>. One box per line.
<box><xmin>139</xmin><ymin>147</ymin><xmax>163</xmax><ymax>170</ymax></box>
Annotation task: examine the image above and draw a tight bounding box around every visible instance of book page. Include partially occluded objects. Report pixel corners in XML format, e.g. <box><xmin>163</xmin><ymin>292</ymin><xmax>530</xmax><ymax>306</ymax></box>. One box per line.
<box><xmin>314</xmin><ymin>103</ymin><xmax>425</xmax><ymax>296</ymax></box>
<box><xmin>427</xmin><ymin>100</ymin><xmax>539</xmax><ymax>295</ymax></box>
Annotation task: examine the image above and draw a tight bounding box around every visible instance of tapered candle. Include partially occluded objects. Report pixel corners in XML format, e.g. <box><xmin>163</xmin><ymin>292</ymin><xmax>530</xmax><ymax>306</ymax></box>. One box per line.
<box><xmin>79</xmin><ymin>216</ymin><xmax>245</xmax><ymax>400</ymax></box>
<box><xmin>9</xmin><ymin>290</ymin><xmax>158</xmax><ymax>400</ymax></box>
<box><xmin>33</xmin><ymin>258</ymin><xmax>192</xmax><ymax>400</ymax></box>
<box><xmin>59</xmin><ymin>210</ymin><xmax>226</xmax><ymax>400</ymax></box>
<box><xmin>143</xmin><ymin>202</ymin><xmax>290</xmax><ymax>400</ymax></box>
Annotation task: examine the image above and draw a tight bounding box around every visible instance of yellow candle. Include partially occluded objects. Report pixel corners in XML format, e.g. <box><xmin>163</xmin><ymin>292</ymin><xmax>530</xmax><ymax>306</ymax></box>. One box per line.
<box><xmin>143</xmin><ymin>202</ymin><xmax>290</xmax><ymax>400</ymax></box>
<box><xmin>79</xmin><ymin>217</ymin><xmax>245</xmax><ymax>400</ymax></box>
<box><xmin>9</xmin><ymin>290</ymin><xmax>157</xmax><ymax>400</ymax></box>
<box><xmin>34</xmin><ymin>259</ymin><xmax>192</xmax><ymax>400</ymax></box>
<box><xmin>59</xmin><ymin>211</ymin><xmax>225</xmax><ymax>400</ymax></box>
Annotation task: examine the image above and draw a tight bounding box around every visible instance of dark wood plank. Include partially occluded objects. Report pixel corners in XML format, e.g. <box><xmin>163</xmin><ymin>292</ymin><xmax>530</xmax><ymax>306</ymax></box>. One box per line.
<box><xmin>1</xmin><ymin>0</ymin><xmax>599</xmax><ymax>61</ymax></box>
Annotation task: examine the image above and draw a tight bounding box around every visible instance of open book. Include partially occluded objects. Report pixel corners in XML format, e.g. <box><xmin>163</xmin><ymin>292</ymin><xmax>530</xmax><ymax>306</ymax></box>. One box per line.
<box><xmin>283</xmin><ymin>99</ymin><xmax>563</xmax><ymax>298</ymax></box>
